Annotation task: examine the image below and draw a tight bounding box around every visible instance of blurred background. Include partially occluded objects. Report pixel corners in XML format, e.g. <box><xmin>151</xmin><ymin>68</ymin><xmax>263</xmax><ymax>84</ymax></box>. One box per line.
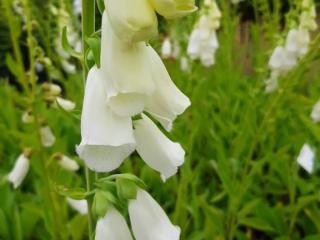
<box><xmin>0</xmin><ymin>0</ymin><xmax>320</xmax><ymax>239</ymax></box>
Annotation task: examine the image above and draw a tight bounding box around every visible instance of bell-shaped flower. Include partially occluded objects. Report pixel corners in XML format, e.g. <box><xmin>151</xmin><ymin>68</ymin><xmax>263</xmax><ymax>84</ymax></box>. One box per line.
<box><xmin>42</xmin><ymin>83</ymin><xmax>62</xmax><ymax>96</ymax></box>
<box><xmin>58</xmin><ymin>155</ymin><xmax>80</xmax><ymax>171</ymax></box>
<box><xmin>265</xmin><ymin>70</ymin><xmax>279</xmax><ymax>93</ymax></box>
<box><xmin>76</xmin><ymin>66</ymin><xmax>136</xmax><ymax>172</ymax></box>
<box><xmin>95</xmin><ymin>207</ymin><xmax>133</xmax><ymax>240</ymax></box>
<box><xmin>101</xmin><ymin>12</ymin><xmax>155</xmax><ymax>117</ymax></box>
<box><xmin>149</xmin><ymin>0</ymin><xmax>197</xmax><ymax>19</ymax></box>
<box><xmin>268</xmin><ymin>46</ymin><xmax>297</xmax><ymax>73</ymax></box>
<box><xmin>285</xmin><ymin>28</ymin><xmax>310</xmax><ymax>57</ymax></box>
<box><xmin>145</xmin><ymin>47</ymin><xmax>190</xmax><ymax>131</ymax></box>
<box><xmin>299</xmin><ymin>6</ymin><xmax>317</xmax><ymax>31</ymax></box>
<box><xmin>104</xmin><ymin>0</ymin><xmax>158</xmax><ymax>43</ymax></box>
<box><xmin>55</xmin><ymin>97</ymin><xmax>76</xmax><ymax>111</ymax></box>
<box><xmin>40</xmin><ymin>126</ymin><xmax>56</xmax><ymax>147</ymax></box>
<box><xmin>161</xmin><ymin>37</ymin><xmax>172</xmax><ymax>59</ymax></box>
<box><xmin>311</xmin><ymin>99</ymin><xmax>320</xmax><ymax>123</ymax></box>
<box><xmin>8</xmin><ymin>154</ymin><xmax>30</xmax><ymax>189</ymax></box>
<box><xmin>187</xmin><ymin>28</ymin><xmax>201</xmax><ymax>60</ymax></box>
<box><xmin>129</xmin><ymin>189</ymin><xmax>180</xmax><ymax>240</ymax></box>
<box><xmin>133</xmin><ymin>114</ymin><xmax>185</xmax><ymax>181</ymax></box>
<box><xmin>21</xmin><ymin>109</ymin><xmax>34</xmax><ymax>124</ymax></box>
<box><xmin>297</xmin><ymin>144</ymin><xmax>315</xmax><ymax>174</ymax></box>
<box><xmin>67</xmin><ymin>198</ymin><xmax>88</xmax><ymax>215</ymax></box>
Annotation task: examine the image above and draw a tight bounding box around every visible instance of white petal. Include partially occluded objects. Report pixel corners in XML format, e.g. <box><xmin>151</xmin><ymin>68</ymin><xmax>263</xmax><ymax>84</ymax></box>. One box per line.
<box><xmin>149</xmin><ymin>0</ymin><xmax>197</xmax><ymax>19</ymax></box>
<box><xmin>129</xmin><ymin>189</ymin><xmax>180</xmax><ymax>240</ymax></box>
<box><xmin>8</xmin><ymin>154</ymin><xmax>30</xmax><ymax>189</ymax></box>
<box><xmin>101</xmin><ymin>12</ymin><xmax>155</xmax><ymax>116</ymax></box>
<box><xmin>285</xmin><ymin>28</ymin><xmax>310</xmax><ymax>57</ymax></box>
<box><xmin>67</xmin><ymin>198</ymin><xmax>88</xmax><ymax>215</ymax></box>
<box><xmin>268</xmin><ymin>46</ymin><xmax>297</xmax><ymax>73</ymax></box>
<box><xmin>76</xmin><ymin>66</ymin><xmax>135</xmax><ymax>172</ymax></box>
<box><xmin>265</xmin><ymin>71</ymin><xmax>279</xmax><ymax>93</ymax></box>
<box><xmin>161</xmin><ymin>38</ymin><xmax>172</xmax><ymax>59</ymax></box>
<box><xmin>134</xmin><ymin>114</ymin><xmax>185</xmax><ymax>180</ymax></box>
<box><xmin>145</xmin><ymin>47</ymin><xmax>190</xmax><ymax>131</ymax></box>
<box><xmin>187</xmin><ymin>28</ymin><xmax>201</xmax><ymax>60</ymax></box>
<box><xmin>56</xmin><ymin>97</ymin><xmax>76</xmax><ymax>111</ymax></box>
<box><xmin>21</xmin><ymin>110</ymin><xmax>34</xmax><ymax>124</ymax></box>
<box><xmin>297</xmin><ymin>144</ymin><xmax>315</xmax><ymax>174</ymax></box>
<box><xmin>59</xmin><ymin>155</ymin><xmax>80</xmax><ymax>171</ymax></box>
<box><xmin>104</xmin><ymin>0</ymin><xmax>157</xmax><ymax>42</ymax></box>
<box><xmin>311</xmin><ymin>99</ymin><xmax>320</xmax><ymax>123</ymax></box>
<box><xmin>95</xmin><ymin>207</ymin><xmax>133</xmax><ymax>240</ymax></box>
<box><xmin>180</xmin><ymin>57</ymin><xmax>189</xmax><ymax>72</ymax></box>
<box><xmin>40</xmin><ymin>126</ymin><xmax>56</xmax><ymax>147</ymax></box>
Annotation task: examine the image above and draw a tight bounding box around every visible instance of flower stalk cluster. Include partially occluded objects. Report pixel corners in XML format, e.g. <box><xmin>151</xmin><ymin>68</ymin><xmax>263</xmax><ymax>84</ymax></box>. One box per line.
<box><xmin>265</xmin><ymin>0</ymin><xmax>317</xmax><ymax>93</ymax></box>
<box><xmin>187</xmin><ymin>0</ymin><xmax>221</xmax><ymax>67</ymax></box>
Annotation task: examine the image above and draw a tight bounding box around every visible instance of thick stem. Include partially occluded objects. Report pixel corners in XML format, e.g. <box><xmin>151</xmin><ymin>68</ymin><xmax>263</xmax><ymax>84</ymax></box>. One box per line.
<box><xmin>81</xmin><ymin>0</ymin><xmax>96</xmax><ymax>239</ymax></box>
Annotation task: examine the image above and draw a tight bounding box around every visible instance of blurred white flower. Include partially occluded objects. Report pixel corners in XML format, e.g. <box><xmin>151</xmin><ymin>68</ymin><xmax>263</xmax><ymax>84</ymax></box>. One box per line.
<box><xmin>40</xmin><ymin>126</ymin><xmax>56</xmax><ymax>147</ymax></box>
<box><xmin>35</xmin><ymin>62</ymin><xmax>44</xmax><ymax>73</ymax></box>
<box><xmin>21</xmin><ymin>110</ymin><xmax>34</xmax><ymax>124</ymax></box>
<box><xmin>56</xmin><ymin>97</ymin><xmax>76</xmax><ymax>111</ymax></box>
<box><xmin>161</xmin><ymin>38</ymin><xmax>172</xmax><ymax>59</ymax></box>
<box><xmin>101</xmin><ymin>12</ymin><xmax>155</xmax><ymax>117</ymax></box>
<box><xmin>299</xmin><ymin>6</ymin><xmax>317</xmax><ymax>31</ymax></box>
<box><xmin>67</xmin><ymin>198</ymin><xmax>88</xmax><ymax>215</ymax></box>
<box><xmin>76</xmin><ymin>66</ymin><xmax>136</xmax><ymax>172</ymax></box>
<box><xmin>42</xmin><ymin>83</ymin><xmax>62</xmax><ymax>96</ymax></box>
<box><xmin>264</xmin><ymin>71</ymin><xmax>279</xmax><ymax>93</ymax></box>
<box><xmin>145</xmin><ymin>47</ymin><xmax>191</xmax><ymax>131</ymax></box>
<box><xmin>104</xmin><ymin>0</ymin><xmax>158</xmax><ymax>42</ymax></box>
<box><xmin>149</xmin><ymin>0</ymin><xmax>197</xmax><ymax>19</ymax></box>
<box><xmin>134</xmin><ymin>114</ymin><xmax>185</xmax><ymax>181</ymax></box>
<box><xmin>73</xmin><ymin>0</ymin><xmax>82</xmax><ymax>15</ymax></box>
<box><xmin>61</xmin><ymin>60</ymin><xmax>76</xmax><ymax>74</ymax></box>
<box><xmin>95</xmin><ymin>207</ymin><xmax>133</xmax><ymax>240</ymax></box>
<box><xmin>129</xmin><ymin>189</ymin><xmax>180</xmax><ymax>240</ymax></box>
<box><xmin>311</xmin><ymin>99</ymin><xmax>320</xmax><ymax>123</ymax></box>
<box><xmin>180</xmin><ymin>57</ymin><xmax>189</xmax><ymax>72</ymax></box>
<box><xmin>58</xmin><ymin>155</ymin><xmax>80</xmax><ymax>171</ymax></box>
<box><xmin>187</xmin><ymin>2</ymin><xmax>221</xmax><ymax>67</ymax></box>
<box><xmin>268</xmin><ymin>46</ymin><xmax>297</xmax><ymax>74</ymax></box>
<box><xmin>285</xmin><ymin>28</ymin><xmax>310</xmax><ymax>58</ymax></box>
<box><xmin>297</xmin><ymin>144</ymin><xmax>315</xmax><ymax>174</ymax></box>
<box><xmin>8</xmin><ymin>154</ymin><xmax>30</xmax><ymax>189</ymax></box>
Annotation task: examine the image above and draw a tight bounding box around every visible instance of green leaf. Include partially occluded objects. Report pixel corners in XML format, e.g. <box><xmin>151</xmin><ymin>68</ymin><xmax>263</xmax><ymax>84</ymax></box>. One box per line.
<box><xmin>61</xmin><ymin>27</ymin><xmax>82</xmax><ymax>59</ymax></box>
<box><xmin>238</xmin><ymin>217</ymin><xmax>275</xmax><ymax>232</ymax></box>
<box><xmin>96</xmin><ymin>0</ymin><xmax>105</xmax><ymax>14</ymax></box>
<box><xmin>85</xmin><ymin>36</ymin><xmax>101</xmax><ymax>68</ymax></box>
<box><xmin>99</xmin><ymin>173</ymin><xmax>146</xmax><ymax>189</ymax></box>
<box><xmin>55</xmin><ymin>185</ymin><xmax>91</xmax><ymax>200</ymax></box>
<box><xmin>92</xmin><ymin>190</ymin><xmax>118</xmax><ymax>218</ymax></box>
<box><xmin>5</xmin><ymin>54</ymin><xmax>19</xmax><ymax>78</ymax></box>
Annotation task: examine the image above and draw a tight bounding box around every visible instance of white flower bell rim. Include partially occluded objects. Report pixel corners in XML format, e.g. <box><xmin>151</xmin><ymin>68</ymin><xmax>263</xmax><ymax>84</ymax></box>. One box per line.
<box><xmin>95</xmin><ymin>207</ymin><xmax>133</xmax><ymax>240</ymax></box>
<box><xmin>129</xmin><ymin>189</ymin><xmax>181</xmax><ymax>240</ymax></box>
<box><xmin>134</xmin><ymin>114</ymin><xmax>185</xmax><ymax>181</ymax></box>
<box><xmin>76</xmin><ymin>66</ymin><xmax>136</xmax><ymax>172</ymax></box>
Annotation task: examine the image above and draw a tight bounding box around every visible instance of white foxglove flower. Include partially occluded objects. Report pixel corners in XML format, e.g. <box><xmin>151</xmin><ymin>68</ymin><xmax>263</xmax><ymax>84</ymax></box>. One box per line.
<box><xmin>101</xmin><ymin>12</ymin><xmax>155</xmax><ymax>117</ymax></box>
<box><xmin>285</xmin><ymin>28</ymin><xmax>310</xmax><ymax>57</ymax></box>
<box><xmin>297</xmin><ymin>144</ymin><xmax>315</xmax><ymax>174</ymax></box>
<box><xmin>58</xmin><ymin>155</ymin><xmax>80</xmax><ymax>171</ymax></box>
<box><xmin>40</xmin><ymin>126</ymin><xmax>56</xmax><ymax>147</ymax></box>
<box><xmin>42</xmin><ymin>83</ymin><xmax>62</xmax><ymax>96</ymax></box>
<box><xmin>95</xmin><ymin>207</ymin><xmax>133</xmax><ymax>240</ymax></box>
<box><xmin>61</xmin><ymin>60</ymin><xmax>76</xmax><ymax>74</ymax></box>
<box><xmin>21</xmin><ymin>110</ymin><xmax>34</xmax><ymax>124</ymax></box>
<box><xmin>187</xmin><ymin>28</ymin><xmax>201</xmax><ymax>60</ymax></box>
<box><xmin>76</xmin><ymin>66</ymin><xmax>136</xmax><ymax>172</ymax></box>
<box><xmin>104</xmin><ymin>0</ymin><xmax>158</xmax><ymax>42</ymax></box>
<box><xmin>149</xmin><ymin>0</ymin><xmax>197</xmax><ymax>19</ymax></box>
<box><xmin>161</xmin><ymin>38</ymin><xmax>172</xmax><ymax>59</ymax></box>
<box><xmin>67</xmin><ymin>198</ymin><xmax>88</xmax><ymax>215</ymax></box>
<box><xmin>134</xmin><ymin>114</ymin><xmax>185</xmax><ymax>181</ymax></box>
<box><xmin>129</xmin><ymin>189</ymin><xmax>180</xmax><ymax>240</ymax></box>
<box><xmin>300</xmin><ymin>6</ymin><xmax>317</xmax><ymax>31</ymax></box>
<box><xmin>311</xmin><ymin>99</ymin><xmax>320</xmax><ymax>123</ymax></box>
<box><xmin>268</xmin><ymin>46</ymin><xmax>297</xmax><ymax>73</ymax></box>
<box><xmin>8</xmin><ymin>154</ymin><xmax>30</xmax><ymax>189</ymax></box>
<box><xmin>180</xmin><ymin>57</ymin><xmax>189</xmax><ymax>72</ymax></box>
<box><xmin>56</xmin><ymin>97</ymin><xmax>76</xmax><ymax>111</ymax></box>
<box><xmin>145</xmin><ymin>47</ymin><xmax>190</xmax><ymax>131</ymax></box>
<box><xmin>265</xmin><ymin>70</ymin><xmax>279</xmax><ymax>93</ymax></box>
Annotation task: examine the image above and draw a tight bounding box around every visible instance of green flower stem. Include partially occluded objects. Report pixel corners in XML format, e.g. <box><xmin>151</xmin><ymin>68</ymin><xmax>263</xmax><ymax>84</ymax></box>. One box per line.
<box><xmin>82</xmin><ymin>0</ymin><xmax>96</xmax><ymax>239</ymax></box>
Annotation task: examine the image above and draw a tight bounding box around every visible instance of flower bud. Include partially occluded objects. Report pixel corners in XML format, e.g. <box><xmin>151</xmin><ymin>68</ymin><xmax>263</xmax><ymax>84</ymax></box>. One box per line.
<box><xmin>149</xmin><ymin>0</ymin><xmax>197</xmax><ymax>19</ymax></box>
<box><xmin>8</xmin><ymin>153</ymin><xmax>30</xmax><ymax>189</ymax></box>
<box><xmin>104</xmin><ymin>0</ymin><xmax>158</xmax><ymax>42</ymax></box>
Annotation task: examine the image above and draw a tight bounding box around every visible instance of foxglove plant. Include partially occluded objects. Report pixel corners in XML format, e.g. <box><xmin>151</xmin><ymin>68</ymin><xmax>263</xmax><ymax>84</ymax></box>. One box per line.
<box><xmin>265</xmin><ymin>0</ymin><xmax>317</xmax><ymax>93</ymax></box>
<box><xmin>76</xmin><ymin>0</ymin><xmax>196</xmax><ymax>238</ymax></box>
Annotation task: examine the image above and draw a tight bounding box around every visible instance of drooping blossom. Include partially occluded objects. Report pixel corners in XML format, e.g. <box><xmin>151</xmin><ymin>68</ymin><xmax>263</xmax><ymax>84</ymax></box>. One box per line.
<box><xmin>55</xmin><ymin>97</ymin><xmax>76</xmax><ymax>112</ymax></box>
<box><xmin>297</xmin><ymin>144</ymin><xmax>315</xmax><ymax>174</ymax></box>
<box><xmin>8</xmin><ymin>153</ymin><xmax>30</xmax><ymax>189</ymax></box>
<box><xmin>58</xmin><ymin>155</ymin><xmax>80</xmax><ymax>171</ymax></box>
<box><xmin>40</xmin><ymin>126</ymin><xmax>56</xmax><ymax>147</ymax></box>
<box><xmin>161</xmin><ymin>37</ymin><xmax>172</xmax><ymax>59</ymax></box>
<box><xmin>67</xmin><ymin>198</ymin><xmax>88</xmax><ymax>215</ymax></box>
